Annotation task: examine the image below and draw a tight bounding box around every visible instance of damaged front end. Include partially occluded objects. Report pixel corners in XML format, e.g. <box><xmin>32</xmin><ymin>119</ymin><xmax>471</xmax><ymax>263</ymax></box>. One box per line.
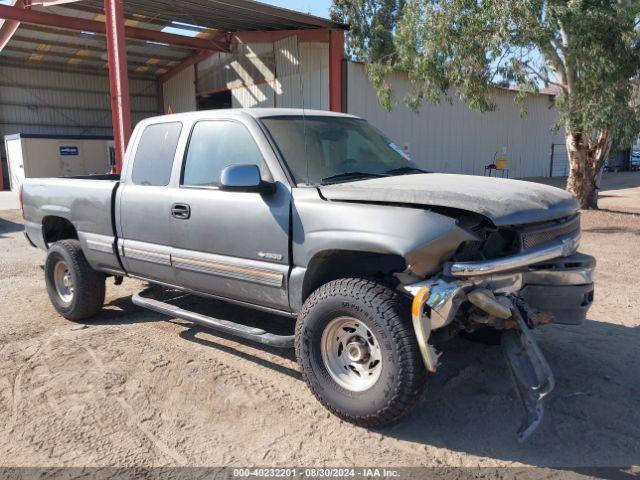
<box><xmin>402</xmin><ymin>237</ymin><xmax>595</xmax><ymax>442</ymax></box>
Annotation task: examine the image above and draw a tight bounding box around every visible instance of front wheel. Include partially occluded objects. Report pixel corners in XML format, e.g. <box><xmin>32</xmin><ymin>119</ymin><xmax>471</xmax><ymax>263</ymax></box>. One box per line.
<box><xmin>45</xmin><ymin>239</ymin><xmax>106</xmax><ymax>321</ymax></box>
<box><xmin>295</xmin><ymin>278</ymin><xmax>427</xmax><ymax>428</ymax></box>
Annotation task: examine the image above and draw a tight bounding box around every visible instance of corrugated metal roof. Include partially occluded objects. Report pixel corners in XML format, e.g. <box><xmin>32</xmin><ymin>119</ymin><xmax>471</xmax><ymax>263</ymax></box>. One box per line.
<box><xmin>0</xmin><ymin>0</ymin><xmax>346</xmax><ymax>78</ymax></box>
<box><xmin>17</xmin><ymin>24</ymin><xmax>189</xmax><ymax>60</ymax></box>
<box><xmin>77</xmin><ymin>0</ymin><xmax>347</xmax><ymax>32</ymax></box>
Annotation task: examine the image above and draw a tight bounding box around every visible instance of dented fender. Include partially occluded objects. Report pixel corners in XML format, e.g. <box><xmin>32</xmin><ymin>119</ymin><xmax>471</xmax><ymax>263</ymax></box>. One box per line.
<box><xmin>291</xmin><ymin>188</ymin><xmax>476</xmax><ymax>274</ymax></box>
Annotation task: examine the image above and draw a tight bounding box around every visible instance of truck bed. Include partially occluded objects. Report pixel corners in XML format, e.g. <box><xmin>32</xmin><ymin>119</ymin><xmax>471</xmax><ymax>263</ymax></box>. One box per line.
<box><xmin>22</xmin><ymin>176</ymin><xmax>123</xmax><ymax>275</ymax></box>
<box><xmin>66</xmin><ymin>174</ymin><xmax>121</xmax><ymax>181</ymax></box>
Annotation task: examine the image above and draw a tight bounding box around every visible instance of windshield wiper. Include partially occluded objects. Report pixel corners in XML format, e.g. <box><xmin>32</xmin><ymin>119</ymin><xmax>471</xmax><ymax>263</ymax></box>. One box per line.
<box><xmin>321</xmin><ymin>171</ymin><xmax>389</xmax><ymax>184</ymax></box>
<box><xmin>385</xmin><ymin>166</ymin><xmax>429</xmax><ymax>176</ymax></box>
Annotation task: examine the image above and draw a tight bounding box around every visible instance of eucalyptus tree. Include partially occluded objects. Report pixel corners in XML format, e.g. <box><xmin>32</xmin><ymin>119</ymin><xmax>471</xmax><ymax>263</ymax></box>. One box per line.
<box><xmin>332</xmin><ymin>0</ymin><xmax>640</xmax><ymax>208</ymax></box>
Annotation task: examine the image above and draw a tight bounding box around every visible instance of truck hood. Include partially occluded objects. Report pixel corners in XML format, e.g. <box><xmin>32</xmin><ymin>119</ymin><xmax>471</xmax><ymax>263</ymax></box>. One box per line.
<box><xmin>319</xmin><ymin>174</ymin><xmax>579</xmax><ymax>226</ymax></box>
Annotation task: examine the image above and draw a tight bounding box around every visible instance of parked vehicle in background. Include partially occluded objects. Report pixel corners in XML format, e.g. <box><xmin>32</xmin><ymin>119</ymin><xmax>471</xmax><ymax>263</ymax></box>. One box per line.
<box><xmin>630</xmin><ymin>149</ymin><xmax>640</xmax><ymax>171</ymax></box>
<box><xmin>21</xmin><ymin>109</ymin><xmax>595</xmax><ymax>441</ymax></box>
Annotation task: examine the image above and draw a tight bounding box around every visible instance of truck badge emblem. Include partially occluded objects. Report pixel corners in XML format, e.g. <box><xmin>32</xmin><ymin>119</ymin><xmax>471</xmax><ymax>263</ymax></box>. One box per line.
<box><xmin>258</xmin><ymin>252</ymin><xmax>283</xmax><ymax>261</ymax></box>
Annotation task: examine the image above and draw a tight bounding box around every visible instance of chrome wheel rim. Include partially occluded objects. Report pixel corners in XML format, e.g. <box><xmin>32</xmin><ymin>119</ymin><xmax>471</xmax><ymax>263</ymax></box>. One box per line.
<box><xmin>320</xmin><ymin>316</ymin><xmax>383</xmax><ymax>392</ymax></box>
<box><xmin>53</xmin><ymin>260</ymin><xmax>74</xmax><ymax>304</ymax></box>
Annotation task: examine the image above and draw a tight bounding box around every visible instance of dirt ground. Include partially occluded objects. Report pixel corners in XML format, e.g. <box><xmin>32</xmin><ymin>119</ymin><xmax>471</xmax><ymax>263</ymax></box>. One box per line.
<box><xmin>0</xmin><ymin>173</ymin><xmax>639</xmax><ymax>469</ymax></box>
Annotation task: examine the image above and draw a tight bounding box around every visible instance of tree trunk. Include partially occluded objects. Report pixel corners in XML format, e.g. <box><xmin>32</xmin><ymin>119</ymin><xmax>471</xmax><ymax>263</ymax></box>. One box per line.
<box><xmin>565</xmin><ymin>129</ymin><xmax>612</xmax><ymax>209</ymax></box>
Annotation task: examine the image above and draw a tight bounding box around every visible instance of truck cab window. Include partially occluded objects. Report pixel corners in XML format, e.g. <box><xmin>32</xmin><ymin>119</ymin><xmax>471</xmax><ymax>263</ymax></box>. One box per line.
<box><xmin>261</xmin><ymin>116</ymin><xmax>414</xmax><ymax>185</ymax></box>
<box><xmin>182</xmin><ymin>121</ymin><xmax>266</xmax><ymax>188</ymax></box>
<box><xmin>131</xmin><ymin>122</ymin><xmax>182</xmax><ymax>186</ymax></box>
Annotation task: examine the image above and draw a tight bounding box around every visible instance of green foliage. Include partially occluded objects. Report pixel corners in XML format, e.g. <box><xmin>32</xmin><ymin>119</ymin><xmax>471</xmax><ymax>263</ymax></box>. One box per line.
<box><xmin>330</xmin><ymin>0</ymin><xmax>407</xmax><ymax>62</ymax></box>
<box><xmin>333</xmin><ymin>0</ymin><xmax>640</xmax><ymax>146</ymax></box>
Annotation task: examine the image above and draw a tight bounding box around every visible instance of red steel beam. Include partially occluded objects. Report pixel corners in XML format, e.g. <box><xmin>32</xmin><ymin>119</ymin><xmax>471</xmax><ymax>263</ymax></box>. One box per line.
<box><xmin>104</xmin><ymin>0</ymin><xmax>131</xmax><ymax>173</ymax></box>
<box><xmin>329</xmin><ymin>29</ymin><xmax>345</xmax><ymax>113</ymax></box>
<box><xmin>231</xmin><ymin>29</ymin><xmax>330</xmax><ymax>44</ymax></box>
<box><xmin>0</xmin><ymin>1</ymin><xmax>24</xmax><ymax>191</ymax></box>
<box><xmin>0</xmin><ymin>3</ymin><xmax>229</xmax><ymax>52</ymax></box>
<box><xmin>25</xmin><ymin>1</ymin><xmax>82</xmax><ymax>5</ymax></box>
<box><xmin>0</xmin><ymin>0</ymin><xmax>25</xmax><ymax>53</ymax></box>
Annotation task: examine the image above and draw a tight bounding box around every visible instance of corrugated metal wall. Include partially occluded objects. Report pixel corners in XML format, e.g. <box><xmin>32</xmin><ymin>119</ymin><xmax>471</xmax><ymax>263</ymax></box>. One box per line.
<box><xmin>162</xmin><ymin>39</ymin><xmax>330</xmax><ymax>113</ymax></box>
<box><xmin>0</xmin><ymin>65</ymin><xmax>157</xmax><ymax>187</ymax></box>
<box><xmin>271</xmin><ymin>36</ymin><xmax>300</xmax><ymax>109</ymax></box>
<box><xmin>163</xmin><ymin>65</ymin><xmax>197</xmax><ymax>113</ymax></box>
<box><xmin>229</xmin><ymin>39</ymin><xmax>328</xmax><ymax>110</ymax></box>
<box><xmin>298</xmin><ymin>42</ymin><xmax>329</xmax><ymax>110</ymax></box>
<box><xmin>231</xmin><ymin>81</ymin><xmax>277</xmax><ymax>108</ymax></box>
<box><xmin>273</xmin><ymin>39</ymin><xmax>329</xmax><ymax>109</ymax></box>
<box><xmin>198</xmin><ymin>42</ymin><xmax>276</xmax><ymax>95</ymax></box>
<box><xmin>347</xmin><ymin>62</ymin><xmax>564</xmax><ymax>178</ymax></box>
<box><xmin>0</xmin><ymin>65</ymin><xmax>157</xmax><ymax>149</ymax></box>
<box><xmin>158</xmin><ymin>54</ymin><xmax>563</xmax><ymax>179</ymax></box>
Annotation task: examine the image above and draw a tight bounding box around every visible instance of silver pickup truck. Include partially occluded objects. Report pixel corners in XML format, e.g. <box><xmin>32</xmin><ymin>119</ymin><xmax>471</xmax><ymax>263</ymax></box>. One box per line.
<box><xmin>22</xmin><ymin>109</ymin><xmax>594</xmax><ymax>441</ymax></box>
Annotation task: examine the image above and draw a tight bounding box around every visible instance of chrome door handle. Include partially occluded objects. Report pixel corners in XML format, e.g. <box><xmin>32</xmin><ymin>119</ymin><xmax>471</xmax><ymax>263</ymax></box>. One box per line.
<box><xmin>171</xmin><ymin>203</ymin><xmax>191</xmax><ymax>219</ymax></box>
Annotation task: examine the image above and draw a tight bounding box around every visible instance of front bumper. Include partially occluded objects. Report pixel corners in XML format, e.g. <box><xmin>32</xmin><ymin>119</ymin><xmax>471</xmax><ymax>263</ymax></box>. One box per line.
<box><xmin>403</xmin><ymin>249</ymin><xmax>595</xmax><ymax>442</ymax></box>
<box><xmin>519</xmin><ymin>253</ymin><xmax>595</xmax><ymax>325</ymax></box>
<box><xmin>407</xmin><ymin>252</ymin><xmax>595</xmax><ymax>331</ymax></box>
<box><xmin>403</xmin><ymin>251</ymin><xmax>595</xmax><ymax>372</ymax></box>
<box><xmin>444</xmin><ymin>231</ymin><xmax>582</xmax><ymax>277</ymax></box>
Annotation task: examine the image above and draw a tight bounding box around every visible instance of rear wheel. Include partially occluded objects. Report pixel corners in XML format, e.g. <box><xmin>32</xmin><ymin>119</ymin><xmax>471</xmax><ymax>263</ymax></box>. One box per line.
<box><xmin>45</xmin><ymin>240</ymin><xmax>106</xmax><ymax>321</ymax></box>
<box><xmin>295</xmin><ymin>278</ymin><xmax>427</xmax><ymax>428</ymax></box>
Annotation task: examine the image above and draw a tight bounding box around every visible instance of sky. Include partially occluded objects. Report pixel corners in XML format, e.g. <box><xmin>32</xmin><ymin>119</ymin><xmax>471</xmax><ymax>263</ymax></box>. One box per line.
<box><xmin>0</xmin><ymin>0</ymin><xmax>334</xmax><ymax>17</ymax></box>
<box><xmin>258</xmin><ymin>0</ymin><xmax>334</xmax><ymax>19</ymax></box>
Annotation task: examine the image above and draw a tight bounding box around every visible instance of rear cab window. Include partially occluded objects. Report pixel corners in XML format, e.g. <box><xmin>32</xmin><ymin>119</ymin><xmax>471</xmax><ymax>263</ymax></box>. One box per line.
<box><xmin>131</xmin><ymin>122</ymin><xmax>183</xmax><ymax>186</ymax></box>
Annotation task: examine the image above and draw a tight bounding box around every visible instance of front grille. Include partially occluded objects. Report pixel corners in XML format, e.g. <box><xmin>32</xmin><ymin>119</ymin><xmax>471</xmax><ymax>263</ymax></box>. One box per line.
<box><xmin>519</xmin><ymin>215</ymin><xmax>580</xmax><ymax>251</ymax></box>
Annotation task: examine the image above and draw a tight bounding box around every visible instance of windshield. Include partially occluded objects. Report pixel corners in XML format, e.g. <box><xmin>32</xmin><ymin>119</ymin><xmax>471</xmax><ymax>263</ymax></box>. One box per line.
<box><xmin>261</xmin><ymin>116</ymin><xmax>423</xmax><ymax>185</ymax></box>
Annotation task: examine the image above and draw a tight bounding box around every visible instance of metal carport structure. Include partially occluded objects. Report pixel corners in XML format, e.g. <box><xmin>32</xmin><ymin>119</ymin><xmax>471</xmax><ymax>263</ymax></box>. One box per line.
<box><xmin>0</xmin><ymin>0</ymin><xmax>347</xmax><ymax>178</ymax></box>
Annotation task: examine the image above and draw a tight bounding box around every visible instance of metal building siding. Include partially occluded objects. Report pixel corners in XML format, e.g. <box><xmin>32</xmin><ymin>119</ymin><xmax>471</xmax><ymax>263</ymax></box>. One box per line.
<box><xmin>196</xmin><ymin>43</ymin><xmax>276</xmax><ymax>96</ymax></box>
<box><xmin>186</xmin><ymin>39</ymin><xmax>329</xmax><ymax>110</ymax></box>
<box><xmin>273</xmin><ymin>36</ymin><xmax>302</xmax><ymax>108</ymax></box>
<box><xmin>299</xmin><ymin>42</ymin><xmax>329</xmax><ymax>110</ymax></box>
<box><xmin>231</xmin><ymin>81</ymin><xmax>277</xmax><ymax>108</ymax></box>
<box><xmin>274</xmin><ymin>40</ymin><xmax>329</xmax><ymax>110</ymax></box>
<box><xmin>273</xmin><ymin>38</ymin><xmax>329</xmax><ymax>110</ymax></box>
<box><xmin>0</xmin><ymin>65</ymin><xmax>156</xmax><ymax>147</ymax></box>
<box><xmin>347</xmin><ymin>62</ymin><xmax>563</xmax><ymax>178</ymax></box>
<box><xmin>195</xmin><ymin>52</ymin><xmax>229</xmax><ymax>94</ymax></box>
<box><xmin>162</xmin><ymin>65</ymin><xmax>197</xmax><ymax>113</ymax></box>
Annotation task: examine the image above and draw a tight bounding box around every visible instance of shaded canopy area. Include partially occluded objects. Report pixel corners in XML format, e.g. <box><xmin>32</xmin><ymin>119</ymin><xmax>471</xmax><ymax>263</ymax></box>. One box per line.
<box><xmin>0</xmin><ymin>0</ymin><xmax>346</xmax><ymax>79</ymax></box>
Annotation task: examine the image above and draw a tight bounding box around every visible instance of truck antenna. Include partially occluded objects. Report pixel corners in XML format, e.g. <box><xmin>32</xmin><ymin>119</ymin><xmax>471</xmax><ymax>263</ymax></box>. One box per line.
<box><xmin>295</xmin><ymin>35</ymin><xmax>309</xmax><ymax>185</ymax></box>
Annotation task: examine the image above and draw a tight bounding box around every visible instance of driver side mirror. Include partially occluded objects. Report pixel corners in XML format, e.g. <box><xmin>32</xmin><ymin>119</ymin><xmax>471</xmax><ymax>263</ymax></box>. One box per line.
<box><xmin>220</xmin><ymin>164</ymin><xmax>275</xmax><ymax>194</ymax></box>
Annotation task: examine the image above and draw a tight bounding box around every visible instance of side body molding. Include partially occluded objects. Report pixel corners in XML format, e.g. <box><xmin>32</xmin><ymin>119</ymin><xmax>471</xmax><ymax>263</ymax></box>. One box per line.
<box><xmin>119</xmin><ymin>239</ymin><xmax>286</xmax><ymax>289</ymax></box>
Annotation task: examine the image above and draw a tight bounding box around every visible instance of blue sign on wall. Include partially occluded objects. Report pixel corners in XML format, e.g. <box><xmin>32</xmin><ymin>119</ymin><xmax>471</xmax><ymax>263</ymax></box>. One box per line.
<box><xmin>59</xmin><ymin>146</ymin><xmax>79</xmax><ymax>156</ymax></box>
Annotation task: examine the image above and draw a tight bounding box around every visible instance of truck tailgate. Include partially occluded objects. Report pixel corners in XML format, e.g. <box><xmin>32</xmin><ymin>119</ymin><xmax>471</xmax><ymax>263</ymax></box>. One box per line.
<box><xmin>22</xmin><ymin>177</ymin><xmax>123</xmax><ymax>275</ymax></box>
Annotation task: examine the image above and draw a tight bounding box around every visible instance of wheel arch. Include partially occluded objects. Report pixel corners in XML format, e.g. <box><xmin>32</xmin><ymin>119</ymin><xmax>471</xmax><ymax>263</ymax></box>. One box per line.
<box><xmin>42</xmin><ymin>216</ymin><xmax>78</xmax><ymax>247</ymax></box>
<box><xmin>290</xmin><ymin>249</ymin><xmax>407</xmax><ymax>312</ymax></box>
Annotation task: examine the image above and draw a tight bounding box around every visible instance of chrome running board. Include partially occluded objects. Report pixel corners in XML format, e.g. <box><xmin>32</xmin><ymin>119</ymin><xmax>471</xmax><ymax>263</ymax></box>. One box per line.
<box><xmin>132</xmin><ymin>288</ymin><xmax>294</xmax><ymax>349</ymax></box>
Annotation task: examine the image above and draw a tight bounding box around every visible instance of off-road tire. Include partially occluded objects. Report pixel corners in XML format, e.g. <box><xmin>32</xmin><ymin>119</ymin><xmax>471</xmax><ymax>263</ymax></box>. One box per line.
<box><xmin>295</xmin><ymin>278</ymin><xmax>427</xmax><ymax>428</ymax></box>
<box><xmin>45</xmin><ymin>239</ymin><xmax>106</xmax><ymax>321</ymax></box>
